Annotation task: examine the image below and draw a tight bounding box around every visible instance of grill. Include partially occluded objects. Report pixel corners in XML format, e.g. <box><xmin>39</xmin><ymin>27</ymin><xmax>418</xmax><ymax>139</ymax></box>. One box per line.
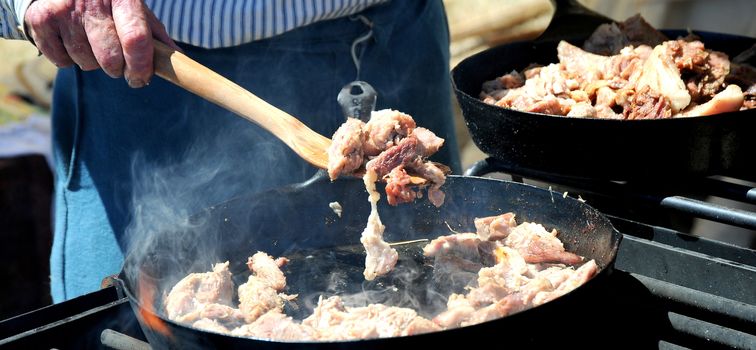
<box><xmin>1</xmin><ymin>159</ymin><xmax>755</xmax><ymax>349</ymax></box>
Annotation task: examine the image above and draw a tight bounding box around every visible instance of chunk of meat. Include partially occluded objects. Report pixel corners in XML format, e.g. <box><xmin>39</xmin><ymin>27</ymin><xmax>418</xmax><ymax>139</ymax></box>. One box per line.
<box><xmin>636</xmin><ymin>42</ymin><xmax>691</xmax><ymax>113</ymax></box>
<box><xmin>327</xmin><ymin>118</ymin><xmax>365</xmax><ymax>180</ymax></box>
<box><xmin>238</xmin><ymin>252</ymin><xmax>294</xmax><ymax>323</ymax></box>
<box><xmin>247</xmin><ymin>252</ymin><xmax>289</xmax><ymax>290</ymax></box>
<box><xmin>504</xmin><ymin>223</ymin><xmax>583</xmax><ymax>265</ymax></box>
<box><xmin>365</xmin><ymin>135</ymin><xmax>419</xmax><ymax>178</ymax></box>
<box><xmin>192</xmin><ymin>318</ymin><xmax>232</xmax><ymax>333</ymax></box>
<box><xmin>361</xmin><ymin>170</ymin><xmax>398</xmax><ymax>281</ymax></box>
<box><xmin>411</xmin><ymin>127</ymin><xmax>445</xmax><ymax>157</ymax></box>
<box><xmin>164</xmin><ymin>262</ymin><xmax>235</xmax><ymax>321</ymax></box>
<box><xmin>582</xmin><ymin>23</ymin><xmax>629</xmax><ymax>56</ymax></box>
<box><xmin>679</xmin><ymin>84</ymin><xmax>744</xmax><ymax>117</ymax></box>
<box><xmin>477</xmin><ymin>246</ymin><xmax>529</xmax><ymax>292</ymax></box>
<box><xmin>432</xmin><ymin>293</ymin><xmax>476</xmax><ymax>328</ymax></box>
<box><xmin>231</xmin><ymin>311</ymin><xmax>317</xmax><ymax>340</ymax></box>
<box><xmin>567</xmin><ymin>102</ymin><xmax>597</xmax><ymax>117</ymax></box>
<box><xmin>622</xmin><ymin>85</ymin><xmax>673</xmax><ymax>119</ymax></box>
<box><xmin>583</xmin><ymin>14</ymin><xmax>667</xmax><ymax>56</ymax></box>
<box><xmin>474</xmin><ymin>212</ymin><xmax>517</xmax><ymax>241</ymax></box>
<box><xmin>405</xmin><ymin>159</ymin><xmax>447</xmax><ymax>207</ymax></box>
<box><xmin>533</xmin><ymin>260</ymin><xmax>598</xmax><ymax>305</ymax></box>
<box><xmin>303</xmin><ymin>296</ymin><xmax>437</xmax><ymax>340</ymax></box>
<box><xmin>362</xmin><ymin>109</ymin><xmax>416</xmax><ymax>156</ymax></box>
<box><xmin>384</xmin><ymin>166</ymin><xmax>418</xmax><ymax>206</ymax></box>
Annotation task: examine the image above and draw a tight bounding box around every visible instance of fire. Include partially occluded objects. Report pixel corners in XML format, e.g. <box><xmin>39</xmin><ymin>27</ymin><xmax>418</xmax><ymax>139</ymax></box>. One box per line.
<box><xmin>137</xmin><ymin>271</ymin><xmax>173</xmax><ymax>337</ymax></box>
<box><xmin>494</xmin><ymin>246</ymin><xmax>509</xmax><ymax>264</ymax></box>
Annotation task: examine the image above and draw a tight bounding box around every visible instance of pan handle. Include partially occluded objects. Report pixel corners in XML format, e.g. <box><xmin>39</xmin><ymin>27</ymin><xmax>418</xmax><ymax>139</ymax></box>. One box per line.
<box><xmin>537</xmin><ymin>0</ymin><xmax>614</xmax><ymax>43</ymax></box>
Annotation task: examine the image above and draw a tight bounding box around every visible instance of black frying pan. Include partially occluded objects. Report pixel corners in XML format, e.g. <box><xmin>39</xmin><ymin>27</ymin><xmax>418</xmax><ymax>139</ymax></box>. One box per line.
<box><xmin>452</xmin><ymin>29</ymin><xmax>756</xmax><ymax>180</ymax></box>
<box><xmin>117</xmin><ymin>175</ymin><xmax>621</xmax><ymax>349</ymax></box>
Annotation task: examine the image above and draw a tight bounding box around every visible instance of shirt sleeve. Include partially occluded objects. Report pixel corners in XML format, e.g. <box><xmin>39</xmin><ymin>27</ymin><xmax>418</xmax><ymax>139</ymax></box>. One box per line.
<box><xmin>0</xmin><ymin>0</ymin><xmax>33</xmax><ymax>40</ymax></box>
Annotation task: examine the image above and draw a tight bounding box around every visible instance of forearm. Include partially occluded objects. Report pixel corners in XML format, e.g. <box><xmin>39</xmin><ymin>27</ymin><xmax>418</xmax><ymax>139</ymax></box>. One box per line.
<box><xmin>0</xmin><ymin>0</ymin><xmax>32</xmax><ymax>40</ymax></box>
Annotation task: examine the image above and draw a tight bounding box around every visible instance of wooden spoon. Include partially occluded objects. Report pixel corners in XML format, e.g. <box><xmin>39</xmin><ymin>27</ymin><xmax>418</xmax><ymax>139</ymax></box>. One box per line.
<box><xmin>152</xmin><ymin>39</ymin><xmax>332</xmax><ymax>169</ymax></box>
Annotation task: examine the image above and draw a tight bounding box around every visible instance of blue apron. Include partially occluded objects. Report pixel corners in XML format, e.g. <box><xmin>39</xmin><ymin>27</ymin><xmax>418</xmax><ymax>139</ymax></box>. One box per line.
<box><xmin>50</xmin><ymin>0</ymin><xmax>460</xmax><ymax>301</ymax></box>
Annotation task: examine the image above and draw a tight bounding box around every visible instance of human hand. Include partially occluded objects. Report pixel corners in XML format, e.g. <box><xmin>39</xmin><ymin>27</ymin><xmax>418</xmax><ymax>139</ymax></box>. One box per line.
<box><xmin>24</xmin><ymin>0</ymin><xmax>181</xmax><ymax>88</ymax></box>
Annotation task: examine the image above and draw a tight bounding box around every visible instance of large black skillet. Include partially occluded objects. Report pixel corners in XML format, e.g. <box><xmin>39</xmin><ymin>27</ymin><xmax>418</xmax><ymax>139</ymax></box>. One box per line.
<box><xmin>452</xmin><ymin>30</ymin><xmax>756</xmax><ymax>180</ymax></box>
<box><xmin>116</xmin><ymin>175</ymin><xmax>621</xmax><ymax>349</ymax></box>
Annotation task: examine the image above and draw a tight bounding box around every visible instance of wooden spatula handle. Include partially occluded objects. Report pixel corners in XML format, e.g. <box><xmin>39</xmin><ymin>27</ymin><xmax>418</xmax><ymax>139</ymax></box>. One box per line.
<box><xmin>151</xmin><ymin>39</ymin><xmax>331</xmax><ymax>168</ymax></box>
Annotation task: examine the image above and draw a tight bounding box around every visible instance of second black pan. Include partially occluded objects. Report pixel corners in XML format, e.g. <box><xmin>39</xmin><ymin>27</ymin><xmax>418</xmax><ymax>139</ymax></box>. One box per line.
<box><xmin>452</xmin><ymin>30</ymin><xmax>756</xmax><ymax>180</ymax></box>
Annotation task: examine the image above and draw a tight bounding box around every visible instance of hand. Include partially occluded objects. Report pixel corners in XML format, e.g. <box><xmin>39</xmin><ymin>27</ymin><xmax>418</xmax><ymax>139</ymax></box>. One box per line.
<box><xmin>24</xmin><ymin>0</ymin><xmax>181</xmax><ymax>88</ymax></box>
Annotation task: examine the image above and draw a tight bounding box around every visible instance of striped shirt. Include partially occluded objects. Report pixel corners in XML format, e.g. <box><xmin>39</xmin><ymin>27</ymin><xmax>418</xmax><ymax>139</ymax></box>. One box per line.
<box><xmin>0</xmin><ymin>0</ymin><xmax>387</xmax><ymax>48</ymax></box>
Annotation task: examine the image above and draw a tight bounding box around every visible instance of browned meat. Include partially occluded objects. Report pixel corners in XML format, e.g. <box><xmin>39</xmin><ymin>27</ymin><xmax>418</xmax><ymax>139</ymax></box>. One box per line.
<box><xmin>365</xmin><ymin>135</ymin><xmax>419</xmax><ymax>178</ymax></box>
<box><xmin>504</xmin><ymin>222</ymin><xmax>583</xmax><ymax>265</ymax></box>
<box><xmin>622</xmin><ymin>85</ymin><xmax>673</xmax><ymax>120</ymax></box>
<box><xmin>362</xmin><ymin>109</ymin><xmax>416</xmax><ymax>156</ymax></box>
<box><xmin>582</xmin><ymin>23</ymin><xmax>629</xmax><ymax>56</ymax></box>
<box><xmin>620</xmin><ymin>14</ymin><xmax>668</xmax><ymax>48</ymax></box>
<box><xmin>583</xmin><ymin>14</ymin><xmax>667</xmax><ymax>56</ymax></box>
<box><xmin>164</xmin><ymin>262</ymin><xmax>235</xmax><ymax>321</ymax></box>
<box><xmin>405</xmin><ymin>159</ymin><xmax>447</xmax><ymax>207</ymax></box>
<box><xmin>635</xmin><ymin>42</ymin><xmax>691</xmax><ymax>113</ymax></box>
<box><xmin>412</xmin><ymin>127</ymin><xmax>445</xmax><ymax>157</ymax></box>
<box><xmin>238</xmin><ymin>252</ymin><xmax>294</xmax><ymax>323</ymax></box>
<box><xmin>384</xmin><ymin>166</ymin><xmax>418</xmax><ymax>206</ymax></box>
<box><xmin>474</xmin><ymin>212</ymin><xmax>517</xmax><ymax>241</ymax></box>
<box><xmin>567</xmin><ymin>102</ymin><xmax>597</xmax><ymax>117</ymax></box>
<box><xmin>327</xmin><ymin>118</ymin><xmax>366</xmax><ymax>180</ymax></box>
<box><xmin>480</xmin><ymin>70</ymin><xmax>525</xmax><ymax>101</ymax></box>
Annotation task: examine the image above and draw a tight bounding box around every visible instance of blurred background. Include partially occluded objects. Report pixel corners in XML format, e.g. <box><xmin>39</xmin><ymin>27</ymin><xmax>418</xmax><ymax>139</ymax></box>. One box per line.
<box><xmin>1</xmin><ymin>0</ymin><xmax>754</xmax><ymax>320</ymax></box>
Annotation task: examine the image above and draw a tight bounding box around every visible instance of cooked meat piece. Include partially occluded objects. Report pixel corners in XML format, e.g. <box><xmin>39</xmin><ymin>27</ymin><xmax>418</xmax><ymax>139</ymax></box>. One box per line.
<box><xmin>504</xmin><ymin>223</ymin><xmax>583</xmax><ymax>265</ymax></box>
<box><xmin>567</xmin><ymin>101</ymin><xmax>597</xmax><ymax>117</ymax></box>
<box><xmin>164</xmin><ymin>262</ymin><xmax>235</xmax><ymax>321</ymax></box>
<box><xmin>405</xmin><ymin>159</ymin><xmax>446</xmax><ymax>207</ymax></box>
<box><xmin>193</xmin><ymin>318</ymin><xmax>232</xmax><ymax>333</ymax></box>
<box><xmin>412</xmin><ymin>127</ymin><xmax>445</xmax><ymax>157</ymax></box>
<box><xmin>583</xmin><ymin>23</ymin><xmax>629</xmax><ymax>56</ymax></box>
<box><xmin>423</xmin><ymin>232</ymin><xmax>491</xmax><ymax>261</ymax></box>
<box><xmin>303</xmin><ymin>296</ymin><xmax>436</xmax><ymax>340</ymax></box>
<box><xmin>636</xmin><ymin>42</ymin><xmax>691</xmax><ymax>113</ymax></box>
<box><xmin>558</xmin><ymin>41</ymin><xmax>611</xmax><ymax>85</ymax></box>
<box><xmin>663</xmin><ymin>40</ymin><xmax>730</xmax><ymax>102</ymax></box>
<box><xmin>620</xmin><ymin>14</ymin><xmax>667</xmax><ymax>48</ymax></box>
<box><xmin>384</xmin><ymin>166</ymin><xmax>418</xmax><ymax>206</ymax></box>
<box><xmin>238</xmin><ymin>252</ymin><xmax>294</xmax><ymax>323</ymax></box>
<box><xmin>583</xmin><ymin>14</ymin><xmax>666</xmax><ymax>56</ymax></box>
<box><xmin>327</xmin><ymin>118</ymin><xmax>366</xmax><ymax>180</ymax></box>
<box><xmin>362</xmin><ymin>109</ymin><xmax>416</xmax><ymax>156</ymax></box>
<box><xmin>679</xmin><ymin>84</ymin><xmax>744</xmax><ymax>117</ymax></box>
<box><xmin>533</xmin><ymin>260</ymin><xmax>598</xmax><ymax>305</ymax></box>
<box><xmin>526</xmin><ymin>97</ymin><xmax>569</xmax><ymax>115</ymax></box>
<box><xmin>595</xmin><ymin>86</ymin><xmax>618</xmax><ymax>107</ymax></box>
<box><xmin>480</xmin><ymin>70</ymin><xmax>525</xmax><ymax>101</ymax></box>
<box><xmin>474</xmin><ymin>212</ymin><xmax>517</xmax><ymax>241</ymax></box>
<box><xmin>623</xmin><ymin>85</ymin><xmax>673</xmax><ymax>119</ymax></box>
<box><xmin>432</xmin><ymin>293</ymin><xmax>477</xmax><ymax>328</ymax></box>
<box><xmin>247</xmin><ymin>252</ymin><xmax>289</xmax><ymax>291</ymax></box>
<box><xmin>231</xmin><ymin>311</ymin><xmax>317</xmax><ymax>340</ymax></box>
<box><xmin>361</xmin><ymin>170</ymin><xmax>398</xmax><ymax>281</ymax></box>
<box><xmin>365</xmin><ymin>135</ymin><xmax>419</xmax><ymax>178</ymax></box>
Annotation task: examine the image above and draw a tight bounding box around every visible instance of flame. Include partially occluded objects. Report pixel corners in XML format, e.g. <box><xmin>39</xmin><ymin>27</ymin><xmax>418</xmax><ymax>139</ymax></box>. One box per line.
<box><xmin>494</xmin><ymin>246</ymin><xmax>509</xmax><ymax>265</ymax></box>
<box><xmin>137</xmin><ymin>271</ymin><xmax>173</xmax><ymax>337</ymax></box>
